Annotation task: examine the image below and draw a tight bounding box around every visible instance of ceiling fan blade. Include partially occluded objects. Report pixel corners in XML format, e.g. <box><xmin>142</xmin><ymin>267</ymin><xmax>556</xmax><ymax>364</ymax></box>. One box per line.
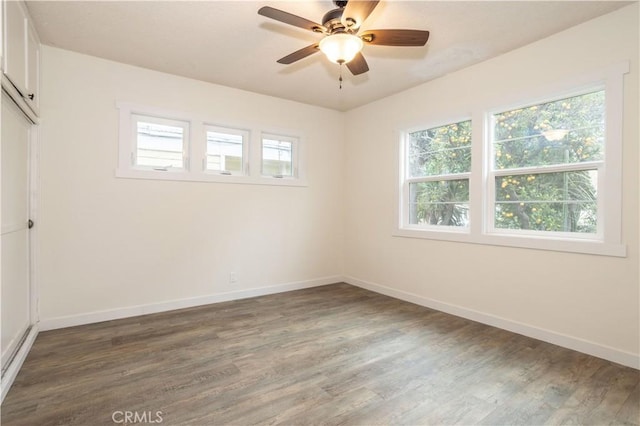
<box><xmin>360</xmin><ymin>29</ymin><xmax>430</xmax><ymax>46</ymax></box>
<box><xmin>277</xmin><ymin>44</ymin><xmax>320</xmax><ymax>65</ymax></box>
<box><xmin>258</xmin><ymin>6</ymin><xmax>327</xmax><ymax>33</ymax></box>
<box><xmin>341</xmin><ymin>1</ymin><xmax>380</xmax><ymax>31</ymax></box>
<box><xmin>346</xmin><ymin>52</ymin><xmax>369</xmax><ymax>75</ymax></box>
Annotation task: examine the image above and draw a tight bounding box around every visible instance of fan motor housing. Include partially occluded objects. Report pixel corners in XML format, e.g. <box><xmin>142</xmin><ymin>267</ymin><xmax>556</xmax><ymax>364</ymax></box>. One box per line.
<box><xmin>322</xmin><ymin>8</ymin><xmax>347</xmax><ymax>33</ymax></box>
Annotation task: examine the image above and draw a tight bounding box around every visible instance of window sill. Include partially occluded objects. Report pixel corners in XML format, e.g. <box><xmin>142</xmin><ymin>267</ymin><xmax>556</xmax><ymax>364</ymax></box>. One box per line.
<box><xmin>115</xmin><ymin>169</ymin><xmax>308</xmax><ymax>187</ymax></box>
<box><xmin>393</xmin><ymin>227</ymin><xmax>626</xmax><ymax>257</ymax></box>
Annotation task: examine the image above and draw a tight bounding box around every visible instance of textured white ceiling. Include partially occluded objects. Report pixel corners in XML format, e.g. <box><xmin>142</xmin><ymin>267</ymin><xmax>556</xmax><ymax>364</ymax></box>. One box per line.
<box><xmin>26</xmin><ymin>1</ymin><xmax>632</xmax><ymax>111</ymax></box>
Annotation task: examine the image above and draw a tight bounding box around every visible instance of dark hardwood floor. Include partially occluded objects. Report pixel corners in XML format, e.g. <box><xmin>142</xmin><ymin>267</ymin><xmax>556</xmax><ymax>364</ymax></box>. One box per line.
<box><xmin>2</xmin><ymin>283</ymin><xmax>638</xmax><ymax>425</ymax></box>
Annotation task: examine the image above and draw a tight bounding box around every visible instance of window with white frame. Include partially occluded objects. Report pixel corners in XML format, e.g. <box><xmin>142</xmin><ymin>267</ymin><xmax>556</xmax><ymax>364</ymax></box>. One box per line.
<box><xmin>490</xmin><ymin>90</ymin><xmax>604</xmax><ymax>236</ymax></box>
<box><xmin>205</xmin><ymin>125</ymin><xmax>248</xmax><ymax>176</ymax></box>
<box><xmin>262</xmin><ymin>134</ymin><xmax>297</xmax><ymax>178</ymax></box>
<box><xmin>397</xmin><ymin>62</ymin><xmax>627</xmax><ymax>257</ymax></box>
<box><xmin>404</xmin><ymin>120</ymin><xmax>472</xmax><ymax>228</ymax></box>
<box><xmin>116</xmin><ymin>103</ymin><xmax>305</xmax><ymax>186</ymax></box>
<box><xmin>132</xmin><ymin>114</ymin><xmax>189</xmax><ymax>171</ymax></box>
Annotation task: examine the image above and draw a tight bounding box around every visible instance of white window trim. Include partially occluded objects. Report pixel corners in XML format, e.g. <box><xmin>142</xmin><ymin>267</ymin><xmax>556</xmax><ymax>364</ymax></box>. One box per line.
<box><xmin>203</xmin><ymin>124</ymin><xmax>249</xmax><ymax>177</ymax></box>
<box><xmin>130</xmin><ymin>113</ymin><xmax>190</xmax><ymax>172</ymax></box>
<box><xmin>395</xmin><ymin>61</ymin><xmax>629</xmax><ymax>257</ymax></box>
<box><xmin>116</xmin><ymin>103</ymin><xmax>307</xmax><ymax>187</ymax></box>
<box><xmin>261</xmin><ymin>132</ymin><xmax>299</xmax><ymax>179</ymax></box>
<box><xmin>399</xmin><ymin>118</ymin><xmax>473</xmax><ymax>232</ymax></box>
<box><xmin>486</xmin><ymin>161</ymin><xmax>604</xmax><ymax>241</ymax></box>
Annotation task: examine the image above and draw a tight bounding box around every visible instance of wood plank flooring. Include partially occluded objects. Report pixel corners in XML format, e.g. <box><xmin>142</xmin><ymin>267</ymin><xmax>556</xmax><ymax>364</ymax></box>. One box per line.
<box><xmin>2</xmin><ymin>283</ymin><xmax>638</xmax><ymax>425</ymax></box>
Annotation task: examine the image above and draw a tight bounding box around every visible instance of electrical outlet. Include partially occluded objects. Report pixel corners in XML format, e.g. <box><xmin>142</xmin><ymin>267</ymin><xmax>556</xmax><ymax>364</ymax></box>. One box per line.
<box><xmin>229</xmin><ymin>272</ymin><xmax>237</xmax><ymax>283</ymax></box>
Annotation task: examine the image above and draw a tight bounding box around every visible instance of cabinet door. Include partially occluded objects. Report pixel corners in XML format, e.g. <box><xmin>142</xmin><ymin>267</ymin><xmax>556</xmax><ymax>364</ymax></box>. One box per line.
<box><xmin>1</xmin><ymin>91</ymin><xmax>32</xmax><ymax>371</ymax></box>
<box><xmin>0</xmin><ymin>0</ymin><xmax>4</xmax><ymax>67</ymax></box>
<box><xmin>3</xmin><ymin>0</ymin><xmax>27</xmax><ymax>96</ymax></box>
<box><xmin>25</xmin><ymin>22</ymin><xmax>38</xmax><ymax>113</ymax></box>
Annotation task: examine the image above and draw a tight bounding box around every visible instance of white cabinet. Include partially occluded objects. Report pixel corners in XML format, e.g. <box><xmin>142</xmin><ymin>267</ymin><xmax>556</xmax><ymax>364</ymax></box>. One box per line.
<box><xmin>3</xmin><ymin>1</ymin><xmax>26</xmax><ymax>91</ymax></box>
<box><xmin>25</xmin><ymin>20</ymin><xmax>39</xmax><ymax>112</ymax></box>
<box><xmin>0</xmin><ymin>0</ymin><xmax>3</xmax><ymax>65</ymax></box>
<box><xmin>2</xmin><ymin>0</ymin><xmax>39</xmax><ymax>116</ymax></box>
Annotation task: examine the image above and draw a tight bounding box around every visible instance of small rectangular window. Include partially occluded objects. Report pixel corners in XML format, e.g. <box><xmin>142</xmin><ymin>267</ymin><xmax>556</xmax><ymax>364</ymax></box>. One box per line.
<box><xmin>404</xmin><ymin>120</ymin><xmax>472</xmax><ymax>228</ymax></box>
<box><xmin>262</xmin><ymin>134</ymin><xmax>297</xmax><ymax>178</ymax></box>
<box><xmin>117</xmin><ymin>103</ymin><xmax>306</xmax><ymax>186</ymax></box>
<box><xmin>490</xmin><ymin>90</ymin><xmax>604</xmax><ymax>235</ymax></box>
<box><xmin>132</xmin><ymin>114</ymin><xmax>189</xmax><ymax>171</ymax></box>
<box><xmin>205</xmin><ymin>126</ymin><xmax>248</xmax><ymax>175</ymax></box>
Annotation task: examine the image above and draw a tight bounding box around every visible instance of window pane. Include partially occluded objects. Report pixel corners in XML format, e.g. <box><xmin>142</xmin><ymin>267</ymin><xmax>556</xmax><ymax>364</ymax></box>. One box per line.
<box><xmin>409</xmin><ymin>180</ymin><xmax>469</xmax><ymax>227</ymax></box>
<box><xmin>493</xmin><ymin>91</ymin><xmax>604</xmax><ymax>169</ymax></box>
<box><xmin>408</xmin><ymin>120</ymin><xmax>472</xmax><ymax>177</ymax></box>
<box><xmin>262</xmin><ymin>138</ymin><xmax>293</xmax><ymax>176</ymax></box>
<box><xmin>206</xmin><ymin>131</ymin><xmax>243</xmax><ymax>173</ymax></box>
<box><xmin>136</xmin><ymin>122</ymin><xmax>184</xmax><ymax>168</ymax></box>
<box><xmin>495</xmin><ymin>170</ymin><xmax>597</xmax><ymax>233</ymax></box>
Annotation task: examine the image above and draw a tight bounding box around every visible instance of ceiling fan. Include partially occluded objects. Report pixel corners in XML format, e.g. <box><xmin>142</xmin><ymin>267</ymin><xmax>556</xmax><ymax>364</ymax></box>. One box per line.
<box><xmin>258</xmin><ymin>0</ymin><xmax>430</xmax><ymax>77</ymax></box>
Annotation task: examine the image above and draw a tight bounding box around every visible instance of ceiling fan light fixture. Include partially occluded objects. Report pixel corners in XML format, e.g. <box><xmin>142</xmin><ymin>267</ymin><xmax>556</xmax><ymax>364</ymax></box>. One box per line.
<box><xmin>319</xmin><ymin>33</ymin><xmax>363</xmax><ymax>64</ymax></box>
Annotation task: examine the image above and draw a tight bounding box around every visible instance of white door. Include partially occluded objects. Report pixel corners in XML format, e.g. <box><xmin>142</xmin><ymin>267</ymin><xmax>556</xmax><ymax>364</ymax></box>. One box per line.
<box><xmin>1</xmin><ymin>90</ymin><xmax>32</xmax><ymax>373</ymax></box>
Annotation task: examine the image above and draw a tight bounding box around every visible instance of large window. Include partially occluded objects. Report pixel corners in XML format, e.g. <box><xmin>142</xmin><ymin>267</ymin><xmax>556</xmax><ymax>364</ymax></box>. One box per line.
<box><xmin>397</xmin><ymin>62</ymin><xmax>627</xmax><ymax>256</ymax></box>
<box><xmin>404</xmin><ymin>120</ymin><xmax>471</xmax><ymax>228</ymax></box>
<box><xmin>490</xmin><ymin>90</ymin><xmax>604</xmax><ymax>236</ymax></box>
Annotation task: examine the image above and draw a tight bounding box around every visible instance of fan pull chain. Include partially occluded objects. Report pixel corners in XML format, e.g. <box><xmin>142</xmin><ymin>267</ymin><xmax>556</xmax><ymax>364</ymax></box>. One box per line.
<box><xmin>339</xmin><ymin>62</ymin><xmax>343</xmax><ymax>89</ymax></box>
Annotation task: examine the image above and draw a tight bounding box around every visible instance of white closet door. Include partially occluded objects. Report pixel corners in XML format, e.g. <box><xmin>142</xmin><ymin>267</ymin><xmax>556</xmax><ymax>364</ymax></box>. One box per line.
<box><xmin>1</xmin><ymin>91</ymin><xmax>32</xmax><ymax>371</ymax></box>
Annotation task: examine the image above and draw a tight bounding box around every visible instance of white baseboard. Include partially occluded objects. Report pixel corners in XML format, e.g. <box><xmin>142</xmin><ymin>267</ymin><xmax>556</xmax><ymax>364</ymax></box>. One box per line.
<box><xmin>344</xmin><ymin>275</ymin><xmax>639</xmax><ymax>370</ymax></box>
<box><xmin>39</xmin><ymin>276</ymin><xmax>341</xmax><ymax>332</ymax></box>
<box><xmin>31</xmin><ymin>274</ymin><xmax>640</xmax><ymax>371</ymax></box>
<box><xmin>1</xmin><ymin>324</ymin><xmax>39</xmax><ymax>403</ymax></box>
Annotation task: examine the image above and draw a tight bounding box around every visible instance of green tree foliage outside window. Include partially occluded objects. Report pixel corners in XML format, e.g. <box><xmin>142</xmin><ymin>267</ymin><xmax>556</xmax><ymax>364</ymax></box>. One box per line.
<box><xmin>493</xmin><ymin>91</ymin><xmax>604</xmax><ymax>233</ymax></box>
<box><xmin>408</xmin><ymin>120</ymin><xmax>472</xmax><ymax>227</ymax></box>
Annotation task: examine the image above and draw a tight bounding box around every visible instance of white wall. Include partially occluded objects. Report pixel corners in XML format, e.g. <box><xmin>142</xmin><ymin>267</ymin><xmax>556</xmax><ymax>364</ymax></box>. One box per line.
<box><xmin>344</xmin><ymin>5</ymin><xmax>639</xmax><ymax>366</ymax></box>
<box><xmin>37</xmin><ymin>46</ymin><xmax>345</xmax><ymax>326</ymax></box>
